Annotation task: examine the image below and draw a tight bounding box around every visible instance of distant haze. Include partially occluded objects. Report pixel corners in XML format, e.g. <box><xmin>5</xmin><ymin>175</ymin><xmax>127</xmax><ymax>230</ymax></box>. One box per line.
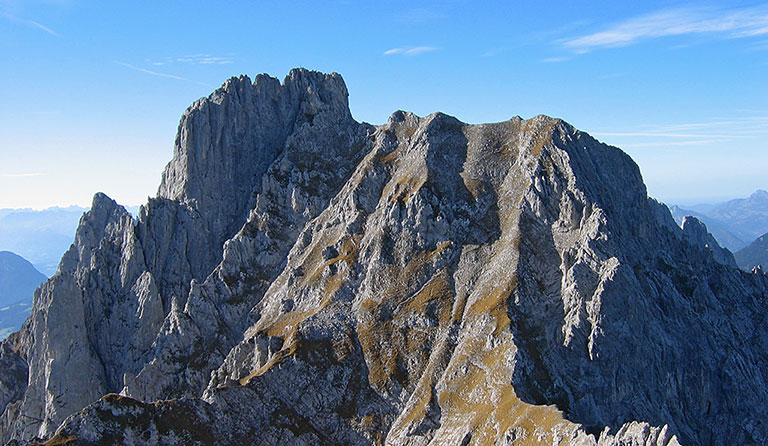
<box><xmin>0</xmin><ymin>205</ymin><xmax>138</xmax><ymax>276</ymax></box>
<box><xmin>0</xmin><ymin>207</ymin><xmax>86</xmax><ymax>275</ymax></box>
<box><xmin>0</xmin><ymin>251</ymin><xmax>46</xmax><ymax>339</ymax></box>
<box><xmin>669</xmin><ymin>190</ymin><xmax>768</xmax><ymax>252</ymax></box>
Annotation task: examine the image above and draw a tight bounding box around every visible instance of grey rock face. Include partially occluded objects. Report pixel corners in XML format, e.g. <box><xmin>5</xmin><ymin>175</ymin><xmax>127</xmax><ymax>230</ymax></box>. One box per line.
<box><xmin>0</xmin><ymin>69</ymin><xmax>368</xmax><ymax>443</ymax></box>
<box><xmin>0</xmin><ymin>335</ymin><xmax>26</xmax><ymax>429</ymax></box>
<box><xmin>121</xmin><ymin>69</ymin><xmax>371</xmax><ymax>403</ymax></box>
<box><xmin>1</xmin><ymin>70</ymin><xmax>766</xmax><ymax>446</ymax></box>
<box><xmin>4</xmin><ymin>193</ymin><xmax>155</xmax><ymax>440</ymax></box>
<box><xmin>680</xmin><ymin>216</ymin><xmax>738</xmax><ymax>268</ymax></box>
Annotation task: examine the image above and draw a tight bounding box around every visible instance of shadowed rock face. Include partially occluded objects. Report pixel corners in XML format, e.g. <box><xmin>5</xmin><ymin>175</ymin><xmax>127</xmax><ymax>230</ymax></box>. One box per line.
<box><xmin>1</xmin><ymin>69</ymin><xmax>766</xmax><ymax>446</ymax></box>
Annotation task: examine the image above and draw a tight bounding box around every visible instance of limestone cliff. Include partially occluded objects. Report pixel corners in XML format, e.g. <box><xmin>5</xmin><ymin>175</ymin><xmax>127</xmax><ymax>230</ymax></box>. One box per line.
<box><xmin>1</xmin><ymin>69</ymin><xmax>766</xmax><ymax>446</ymax></box>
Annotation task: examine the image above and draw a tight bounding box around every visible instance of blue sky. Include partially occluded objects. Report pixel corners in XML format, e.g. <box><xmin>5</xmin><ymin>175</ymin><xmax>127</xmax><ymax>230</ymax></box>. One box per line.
<box><xmin>1</xmin><ymin>0</ymin><xmax>767</xmax><ymax>209</ymax></box>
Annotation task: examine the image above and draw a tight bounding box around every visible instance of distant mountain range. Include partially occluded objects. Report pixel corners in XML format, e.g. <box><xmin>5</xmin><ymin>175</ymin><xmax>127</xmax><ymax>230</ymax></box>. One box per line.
<box><xmin>0</xmin><ymin>301</ymin><xmax>33</xmax><ymax>340</ymax></box>
<box><xmin>669</xmin><ymin>190</ymin><xmax>768</xmax><ymax>253</ymax></box>
<box><xmin>734</xmin><ymin>232</ymin><xmax>768</xmax><ymax>271</ymax></box>
<box><xmin>0</xmin><ymin>251</ymin><xmax>46</xmax><ymax>339</ymax></box>
<box><xmin>0</xmin><ymin>206</ymin><xmax>86</xmax><ymax>276</ymax></box>
<box><xmin>0</xmin><ymin>205</ymin><xmax>139</xmax><ymax>276</ymax></box>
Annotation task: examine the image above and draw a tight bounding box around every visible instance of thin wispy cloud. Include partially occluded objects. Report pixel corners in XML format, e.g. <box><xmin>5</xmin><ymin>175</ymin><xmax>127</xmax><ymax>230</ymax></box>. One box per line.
<box><xmin>481</xmin><ymin>48</ymin><xmax>504</xmax><ymax>57</ymax></box>
<box><xmin>592</xmin><ymin>116</ymin><xmax>768</xmax><ymax>149</ymax></box>
<box><xmin>540</xmin><ymin>56</ymin><xmax>571</xmax><ymax>63</ymax></box>
<box><xmin>591</xmin><ymin>131</ymin><xmax>736</xmax><ymax>148</ymax></box>
<box><xmin>619</xmin><ymin>139</ymin><xmax>730</xmax><ymax>148</ymax></box>
<box><xmin>593</xmin><ymin>132</ymin><xmax>748</xmax><ymax>138</ymax></box>
<box><xmin>151</xmin><ymin>54</ymin><xmax>234</xmax><ymax>66</ymax></box>
<box><xmin>1</xmin><ymin>12</ymin><xmax>58</xmax><ymax>36</ymax></box>
<box><xmin>115</xmin><ymin>62</ymin><xmax>208</xmax><ymax>86</ymax></box>
<box><xmin>384</xmin><ymin>46</ymin><xmax>438</xmax><ymax>56</ymax></box>
<box><xmin>562</xmin><ymin>6</ymin><xmax>768</xmax><ymax>53</ymax></box>
<box><xmin>653</xmin><ymin>117</ymin><xmax>768</xmax><ymax>134</ymax></box>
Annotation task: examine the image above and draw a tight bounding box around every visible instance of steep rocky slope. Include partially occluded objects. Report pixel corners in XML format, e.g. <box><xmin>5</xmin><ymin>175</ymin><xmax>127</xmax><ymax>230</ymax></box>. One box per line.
<box><xmin>1</xmin><ymin>69</ymin><xmax>766</xmax><ymax>446</ymax></box>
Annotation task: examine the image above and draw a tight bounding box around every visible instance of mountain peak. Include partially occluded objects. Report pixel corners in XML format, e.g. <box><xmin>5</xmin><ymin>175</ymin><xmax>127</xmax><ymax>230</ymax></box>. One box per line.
<box><xmin>0</xmin><ymin>69</ymin><xmax>766</xmax><ymax>446</ymax></box>
<box><xmin>90</xmin><ymin>191</ymin><xmax>118</xmax><ymax>211</ymax></box>
<box><xmin>157</xmin><ymin>69</ymin><xmax>352</xmax><ymax>206</ymax></box>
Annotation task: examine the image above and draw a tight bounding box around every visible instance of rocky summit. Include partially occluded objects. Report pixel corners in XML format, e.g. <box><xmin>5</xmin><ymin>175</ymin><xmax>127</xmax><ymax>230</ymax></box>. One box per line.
<box><xmin>1</xmin><ymin>69</ymin><xmax>767</xmax><ymax>446</ymax></box>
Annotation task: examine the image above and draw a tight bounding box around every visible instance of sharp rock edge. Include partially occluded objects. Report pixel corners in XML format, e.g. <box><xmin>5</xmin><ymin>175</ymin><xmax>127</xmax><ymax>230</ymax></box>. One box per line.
<box><xmin>1</xmin><ymin>69</ymin><xmax>766</xmax><ymax>446</ymax></box>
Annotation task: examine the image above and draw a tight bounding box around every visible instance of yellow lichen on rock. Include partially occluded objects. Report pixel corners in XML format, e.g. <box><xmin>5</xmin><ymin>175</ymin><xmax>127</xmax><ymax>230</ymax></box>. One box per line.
<box><xmin>432</xmin><ymin>326</ymin><xmax>579</xmax><ymax>446</ymax></box>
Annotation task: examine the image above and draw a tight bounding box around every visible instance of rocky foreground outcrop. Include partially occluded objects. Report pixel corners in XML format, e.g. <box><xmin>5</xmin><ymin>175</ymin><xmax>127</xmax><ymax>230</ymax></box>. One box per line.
<box><xmin>1</xmin><ymin>69</ymin><xmax>766</xmax><ymax>446</ymax></box>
